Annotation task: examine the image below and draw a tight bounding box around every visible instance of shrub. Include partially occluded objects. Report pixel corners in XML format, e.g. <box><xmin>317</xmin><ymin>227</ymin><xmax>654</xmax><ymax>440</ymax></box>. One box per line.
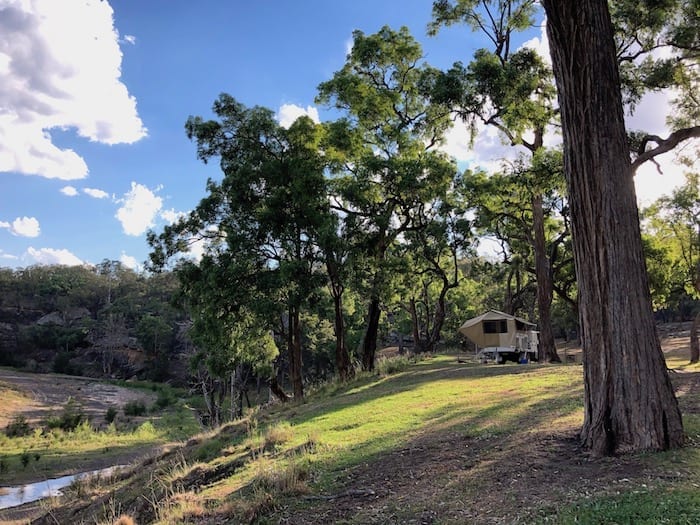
<box><xmin>19</xmin><ymin>450</ymin><xmax>39</xmax><ymax>469</ymax></box>
<box><xmin>5</xmin><ymin>414</ymin><xmax>32</xmax><ymax>438</ymax></box>
<box><xmin>46</xmin><ymin>398</ymin><xmax>87</xmax><ymax>431</ymax></box>
<box><xmin>154</xmin><ymin>388</ymin><xmax>177</xmax><ymax>410</ymax></box>
<box><xmin>105</xmin><ymin>406</ymin><xmax>118</xmax><ymax>423</ymax></box>
<box><xmin>263</xmin><ymin>422</ymin><xmax>294</xmax><ymax>452</ymax></box>
<box><xmin>123</xmin><ymin>400</ymin><xmax>147</xmax><ymax>417</ymax></box>
<box><xmin>375</xmin><ymin>354</ymin><xmax>415</xmax><ymax>376</ymax></box>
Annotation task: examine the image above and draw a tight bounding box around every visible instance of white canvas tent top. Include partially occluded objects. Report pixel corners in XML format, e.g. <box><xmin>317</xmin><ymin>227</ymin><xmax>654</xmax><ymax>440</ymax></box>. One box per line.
<box><xmin>458</xmin><ymin>309</ymin><xmax>537</xmax><ymax>350</ymax></box>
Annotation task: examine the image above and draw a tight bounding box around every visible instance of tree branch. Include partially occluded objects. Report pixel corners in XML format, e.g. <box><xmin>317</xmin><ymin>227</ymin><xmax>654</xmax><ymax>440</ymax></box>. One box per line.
<box><xmin>631</xmin><ymin>126</ymin><xmax>700</xmax><ymax>172</ymax></box>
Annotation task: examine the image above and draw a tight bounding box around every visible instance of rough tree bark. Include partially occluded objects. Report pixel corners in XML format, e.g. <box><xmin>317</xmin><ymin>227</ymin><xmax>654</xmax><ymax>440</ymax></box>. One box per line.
<box><xmin>361</xmin><ymin>297</ymin><xmax>381</xmax><ymax>371</ymax></box>
<box><xmin>542</xmin><ymin>0</ymin><xmax>684</xmax><ymax>454</ymax></box>
<box><xmin>288</xmin><ymin>307</ymin><xmax>304</xmax><ymax>400</ymax></box>
<box><xmin>532</xmin><ymin>192</ymin><xmax>560</xmax><ymax>362</ymax></box>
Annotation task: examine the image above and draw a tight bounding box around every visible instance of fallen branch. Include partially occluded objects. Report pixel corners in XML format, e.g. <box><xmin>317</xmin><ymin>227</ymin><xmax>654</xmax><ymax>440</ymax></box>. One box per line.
<box><xmin>303</xmin><ymin>488</ymin><xmax>377</xmax><ymax>501</ymax></box>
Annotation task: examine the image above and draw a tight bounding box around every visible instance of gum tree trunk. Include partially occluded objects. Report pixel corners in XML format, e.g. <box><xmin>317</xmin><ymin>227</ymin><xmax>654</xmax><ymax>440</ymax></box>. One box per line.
<box><xmin>361</xmin><ymin>297</ymin><xmax>381</xmax><ymax>371</ymax></box>
<box><xmin>533</xmin><ymin>192</ymin><xmax>560</xmax><ymax>362</ymax></box>
<box><xmin>542</xmin><ymin>0</ymin><xmax>684</xmax><ymax>454</ymax></box>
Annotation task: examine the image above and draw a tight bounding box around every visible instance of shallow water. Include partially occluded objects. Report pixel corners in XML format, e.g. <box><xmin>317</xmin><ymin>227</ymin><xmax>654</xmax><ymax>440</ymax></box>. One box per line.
<box><xmin>0</xmin><ymin>465</ymin><xmax>124</xmax><ymax>510</ymax></box>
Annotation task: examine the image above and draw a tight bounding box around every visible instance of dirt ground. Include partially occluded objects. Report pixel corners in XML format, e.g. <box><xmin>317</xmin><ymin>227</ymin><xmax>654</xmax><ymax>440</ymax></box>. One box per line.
<box><xmin>0</xmin><ymin>368</ymin><xmax>156</xmax><ymax>429</ymax></box>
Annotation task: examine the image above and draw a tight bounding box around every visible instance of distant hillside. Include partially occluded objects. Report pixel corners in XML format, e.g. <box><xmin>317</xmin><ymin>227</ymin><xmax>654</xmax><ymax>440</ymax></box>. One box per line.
<box><xmin>0</xmin><ymin>263</ymin><xmax>190</xmax><ymax>384</ymax></box>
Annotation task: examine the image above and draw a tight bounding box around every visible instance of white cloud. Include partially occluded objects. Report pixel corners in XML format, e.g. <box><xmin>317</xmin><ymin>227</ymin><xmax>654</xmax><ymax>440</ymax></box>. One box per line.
<box><xmin>119</xmin><ymin>252</ymin><xmax>140</xmax><ymax>270</ymax></box>
<box><xmin>161</xmin><ymin>208</ymin><xmax>185</xmax><ymax>225</ymax></box>
<box><xmin>344</xmin><ymin>36</ymin><xmax>354</xmax><ymax>57</ymax></box>
<box><xmin>277</xmin><ymin>103</ymin><xmax>320</xmax><ymax>129</ymax></box>
<box><xmin>0</xmin><ymin>0</ymin><xmax>147</xmax><ymax>180</ymax></box>
<box><xmin>0</xmin><ymin>216</ymin><xmax>40</xmax><ymax>237</ymax></box>
<box><xmin>0</xmin><ymin>249</ymin><xmax>18</xmax><ymax>260</ymax></box>
<box><xmin>83</xmin><ymin>187</ymin><xmax>109</xmax><ymax>199</ymax></box>
<box><xmin>115</xmin><ymin>182</ymin><xmax>163</xmax><ymax>236</ymax></box>
<box><xmin>26</xmin><ymin>246</ymin><xmax>83</xmax><ymax>266</ymax></box>
<box><xmin>122</xmin><ymin>34</ymin><xmax>136</xmax><ymax>45</ymax></box>
<box><xmin>520</xmin><ymin>20</ymin><xmax>551</xmax><ymax>64</ymax></box>
<box><xmin>60</xmin><ymin>185</ymin><xmax>78</xmax><ymax>196</ymax></box>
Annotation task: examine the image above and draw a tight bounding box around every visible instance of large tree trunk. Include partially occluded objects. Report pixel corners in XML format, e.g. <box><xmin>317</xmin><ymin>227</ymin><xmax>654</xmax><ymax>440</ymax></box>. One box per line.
<box><xmin>332</xmin><ymin>290</ymin><xmax>353</xmax><ymax>379</ymax></box>
<box><xmin>532</xmin><ymin>192</ymin><xmax>561</xmax><ymax>362</ymax></box>
<box><xmin>426</xmin><ymin>289</ymin><xmax>447</xmax><ymax>354</ymax></box>
<box><xmin>361</xmin><ymin>297</ymin><xmax>381</xmax><ymax>371</ymax></box>
<box><xmin>409</xmin><ymin>297</ymin><xmax>422</xmax><ymax>352</ymax></box>
<box><xmin>543</xmin><ymin>0</ymin><xmax>683</xmax><ymax>454</ymax></box>
<box><xmin>288</xmin><ymin>307</ymin><xmax>304</xmax><ymax>400</ymax></box>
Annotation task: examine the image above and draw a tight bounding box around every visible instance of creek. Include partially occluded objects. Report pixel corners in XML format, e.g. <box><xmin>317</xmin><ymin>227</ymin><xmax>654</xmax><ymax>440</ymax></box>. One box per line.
<box><xmin>0</xmin><ymin>465</ymin><xmax>125</xmax><ymax>510</ymax></box>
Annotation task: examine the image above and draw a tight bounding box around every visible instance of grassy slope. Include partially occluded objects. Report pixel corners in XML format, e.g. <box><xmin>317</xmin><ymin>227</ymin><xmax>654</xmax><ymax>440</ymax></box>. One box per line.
<box><xmin>13</xmin><ymin>345</ymin><xmax>699</xmax><ymax>525</ymax></box>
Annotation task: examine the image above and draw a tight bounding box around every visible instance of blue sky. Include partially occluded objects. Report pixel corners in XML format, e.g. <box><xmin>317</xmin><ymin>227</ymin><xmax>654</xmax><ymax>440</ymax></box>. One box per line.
<box><xmin>0</xmin><ymin>1</ymin><xmax>687</xmax><ymax>270</ymax></box>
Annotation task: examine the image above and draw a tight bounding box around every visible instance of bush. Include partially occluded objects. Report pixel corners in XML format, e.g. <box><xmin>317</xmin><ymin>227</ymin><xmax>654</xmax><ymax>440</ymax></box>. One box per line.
<box><xmin>53</xmin><ymin>351</ymin><xmax>79</xmax><ymax>375</ymax></box>
<box><xmin>46</xmin><ymin>398</ymin><xmax>87</xmax><ymax>431</ymax></box>
<box><xmin>105</xmin><ymin>406</ymin><xmax>118</xmax><ymax>423</ymax></box>
<box><xmin>154</xmin><ymin>388</ymin><xmax>177</xmax><ymax>410</ymax></box>
<box><xmin>123</xmin><ymin>399</ymin><xmax>147</xmax><ymax>417</ymax></box>
<box><xmin>5</xmin><ymin>415</ymin><xmax>32</xmax><ymax>438</ymax></box>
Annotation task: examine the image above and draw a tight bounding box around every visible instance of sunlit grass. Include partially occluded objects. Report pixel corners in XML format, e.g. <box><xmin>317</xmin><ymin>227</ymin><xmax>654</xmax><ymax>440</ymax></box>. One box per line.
<box><xmin>14</xmin><ymin>348</ymin><xmax>699</xmax><ymax>525</ymax></box>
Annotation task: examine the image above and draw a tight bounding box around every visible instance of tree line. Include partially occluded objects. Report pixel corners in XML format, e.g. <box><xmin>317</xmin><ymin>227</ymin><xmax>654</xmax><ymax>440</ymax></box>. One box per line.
<box><xmin>146</xmin><ymin>0</ymin><xmax>698</xmax><ymax>454</ymax></box>
<box><xmin>0</xmin><ymin>1</ymin><xmax>694</xmax><ymax>455</ymax></box>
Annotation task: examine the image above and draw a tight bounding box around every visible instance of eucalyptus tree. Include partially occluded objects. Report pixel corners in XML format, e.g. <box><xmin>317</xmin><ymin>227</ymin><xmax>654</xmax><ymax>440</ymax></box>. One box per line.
<box><xmin>644</xmin><ymin>173</ymin><xmax>700</xmax><ymax>362</ymax></box>
<box><xmin>542</xmin><ymin>0</ymin><xmax>685</xmax><ymax>454</ymax></box>
<box><xmin>395</xmin><ymin>172</ymin><xmax>475</xmax><ymax>353</ymax></box>
<box><xmin>429</xmin><ymin>0</ymin><xmax>563</xmax><ymax>362</ymax></box>
<box><xmin>317</xmin><ymin>26</ymin><xmax>455</xmax><ymax>370</ymax></box>
<box><xmin>149</xmin><ymin>96</ymin><xmax>331</xmax><ymax>401</ymax></box>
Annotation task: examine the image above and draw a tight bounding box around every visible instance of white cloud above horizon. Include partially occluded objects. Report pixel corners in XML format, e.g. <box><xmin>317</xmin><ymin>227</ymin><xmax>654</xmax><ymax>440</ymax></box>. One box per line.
<box><xmin>0</xmin><ymin>249</ymin><xmax>18</xmax><ymax>260</ymax></box>
<box><xmin>161</xmin><ymin>208</ymin><xmax>185</xmax><ymax>225</ymax></box>
<box><xmin>0</xmin><ymin>216</ymin><xmax>40</xmax><ymax>237</ymax></box>
<box><xmin>84</xmin><ymin>187</ymin><xmax>109</xmax><ymax>199</ymax></box>
<box><xmin>115</xmin><ymin>182</ymin><xmax>163</xmax><ymax>236</ymax></box>
<box><xmin>60</xmin><ymin>185</ymin><xmax>79</xmax><ymax>196</ymax></box>
<box><xmin>0</xmin><ymin>0</ymin><xmax>147</xmax><ymax>180</ymax></box>
<box><xmin>277</xmin><ymin>103</ymin><xmax>320</xmax><ymax>129</ymax></box>
<box><xmin>25</xmin><ymin>246</ymin><xmax>83</xmax><ymax>266</ymax></box>
<box><xmin>119</xmin><ymin>252</ymin><xmax>140</xmax><ymax>270</ymax></box>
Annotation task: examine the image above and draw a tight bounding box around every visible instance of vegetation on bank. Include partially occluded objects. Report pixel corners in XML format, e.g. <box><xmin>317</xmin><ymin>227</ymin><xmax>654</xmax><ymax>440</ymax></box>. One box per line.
<box><xmin>0</xmin><ymin>381</ymin><xmax>200</xmax><ymax>486</ymax></box>
<box><xmin>6</xmin><ymin>349</ymin><xmax>696</xmax><ymax>525</ymax></box>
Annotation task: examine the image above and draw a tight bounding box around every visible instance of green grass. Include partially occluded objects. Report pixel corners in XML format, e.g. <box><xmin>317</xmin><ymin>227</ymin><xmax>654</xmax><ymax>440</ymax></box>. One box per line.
<box><xmin>12</xmin><ymin>352</ymin><xmax>700</xmax><ymax>525</ymax></box>
<box><xmin>539</xmin><ymin>488</ymin><xmax>700</xmax><ymax>524</ymax></box>
<box><xmin>224</xmin><ymin>357</ymin><xmax>586</xmax><ymax>500</ymax></box>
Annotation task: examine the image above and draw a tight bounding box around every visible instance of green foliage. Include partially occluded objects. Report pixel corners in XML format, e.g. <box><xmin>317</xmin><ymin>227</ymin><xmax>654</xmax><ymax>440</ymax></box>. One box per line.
<box><xmin>5</xmin><ymin>415</ymin><xmax>32</xmax><ymax>438</ymax></box>
<box><xmin>154</xmin><ymin>388</ymin><xmax>177</xmax><ymax>410</ymax></box>
<box><xmin>375</xmin><ymin>354</ymin><xmax>416</xmax><ymax>376</ymax></box>
<box><xmin>45</xmin><ymin>398</ymin><xmax>87</xmax><ymax>431</ymax></box>
<box><xmin>105</xmin><ymin>406</ymin><xmax>118</xmax><ymax>424</ymax></box>
<box><xmin>194</xmin><ymin>437</ymin><xmax>226</xmax><ymax>462</ymax></box>
<box><xmin>20</xmin><ymin>324</ymin><xmax>89</xmax><ymax>354</ymax></box>
<box><xmin>20</xmin><ymin>450</ymin><xmax>31</xmax><ymax>469</ymax></box>
<box><xmin>642</xmin><ymin>172</ymin><xmax>700</xmax><ymax>315</ymax></box>
<box><xmin>123</xmin><ymin>400</ymin><xmax>147</xmax><ymax>417</ymax></box>
<box><xmin>52</xmin><ymin>350</ymin><xmax>80</xmax><ymax>375</ymax></box>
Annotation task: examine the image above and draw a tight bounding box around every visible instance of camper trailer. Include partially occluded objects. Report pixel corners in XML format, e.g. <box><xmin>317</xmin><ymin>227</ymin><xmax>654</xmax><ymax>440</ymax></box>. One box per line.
<box><xmin>458</xmin><ymin>310</ymin><xmax>539</xmax><ymax>363</ymax></box>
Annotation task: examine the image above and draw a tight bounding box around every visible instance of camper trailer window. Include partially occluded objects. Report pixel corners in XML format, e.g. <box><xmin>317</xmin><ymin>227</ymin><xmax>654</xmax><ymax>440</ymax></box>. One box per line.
<box><xmin>483</xmin><ymin>320</ymin><xmax>508</xmax><ymax>333</ymax></box>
